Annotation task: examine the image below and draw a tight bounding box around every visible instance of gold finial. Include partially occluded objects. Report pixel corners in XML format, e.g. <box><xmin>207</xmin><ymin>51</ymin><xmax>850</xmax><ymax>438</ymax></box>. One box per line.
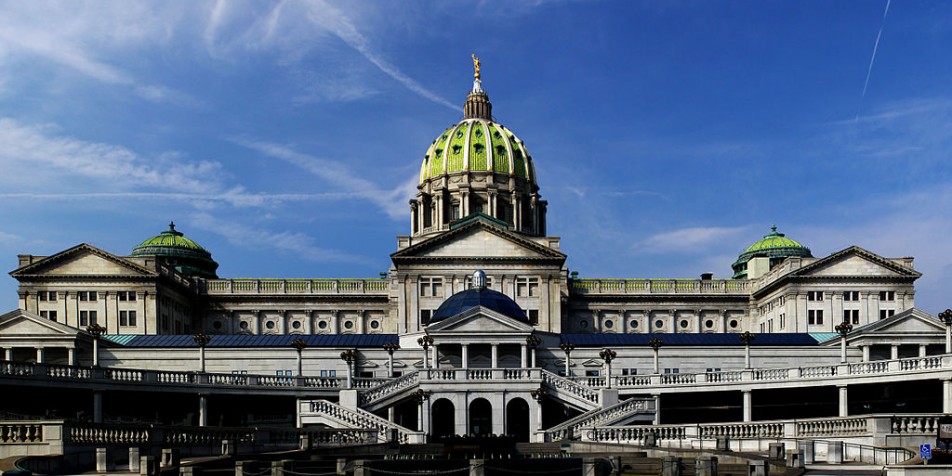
<box><xmin>472</xmin><ymin>54</ymin><xmax>481</xmax><ymax>79</ymax></box>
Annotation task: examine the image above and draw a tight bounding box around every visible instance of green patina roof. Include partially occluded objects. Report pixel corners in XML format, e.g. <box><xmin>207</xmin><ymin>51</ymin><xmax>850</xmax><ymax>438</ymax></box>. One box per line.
<box><xmin>420</xmin><ymin>119</ymin><xmax>536</xmax><ymax>185</ymax></box>
<box><xmin>743</xmin><ymin>226</ymin><xmax>808</xmax><ymax>253</ymax></box>
<box><xmin>131</xmin><ymin>222</ymin><xmax>219</xmax><ymax>278</ymax></box>
<box><xmin>731</xmin><ymin>226</ymin><xmax>812</xmax><ymax>279</ymax></box>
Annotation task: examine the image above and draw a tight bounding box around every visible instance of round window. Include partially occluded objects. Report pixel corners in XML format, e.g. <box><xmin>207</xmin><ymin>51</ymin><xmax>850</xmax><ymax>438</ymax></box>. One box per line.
<box><xmin>370</xmin><ymin>320</ymin><xmax>380</xmax><ymax>329</ymax></box>
<box><xmin>729</xmin><ymin>320</ymin><xmax>739</xmax><ymax>328</ymax></box>
<box><xmin>212</xmin><ymin>321</ymin><xmax>222</xmax><ymax>330</ymax></box>
<box><xmin>630</xmin><ymin>320</ymin><xmax>638</xmax><ymax>329</ymax></box>
<box><xmin>604</xmin><ymin>320</ymin><xmax>614</xmax><ymax>329</ymax></box>
<box><xmin>318</xmin><ymin>320</ymin><xmax>328</xmax><ymax>329</ymax></box>
<box><xmin>655</xmin><ymin>320</ymin><xmax>664</xmax><ymax>329</ymax></box>
<box><xmin>680</xmin><ymin>320</ymin><xmax>688</xmax><ymax>329</ymax></box>
<box><xmin>239</xmin><ymin>321</ymin><xmax>249</xmax><ymax>330</ymax></box>
<box><xmin>580</xmin><ymin>320</ymin><xmax>589</xmax><ymax>328</ymax></box>
<box><xmin>344</xmin><ymin>321</ymin><xmax>354</xmax><ymax>329</ymax></box>
<box><xmin>291</xmin><ymin>320</ymin><xmax>302</xmax><ymax>329</ymax></box>
<box><xmin>265</xmin><ymin>321</ymin><xmax>276</xmax><ymax>330</ymax></box>
<box><xmin>705</xmin><ymin>320</ymin><xmax>714</xmax><ymax>329</ymax></box>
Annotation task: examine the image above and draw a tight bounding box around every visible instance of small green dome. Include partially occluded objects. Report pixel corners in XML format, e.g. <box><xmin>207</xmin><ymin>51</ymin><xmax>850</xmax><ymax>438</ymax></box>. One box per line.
<box><xmin>419</xmin><ymin>119</ymin><xmax>536</xmax><ymax>185</ymax></box>
<box><xmin>732</xmin><ymin>226</ymin><xmax>812</xmax><ymax>279</ymax></box>
<box><xmin>131</xmin><ymin>222</ymin><xmax>219</xmax><ymax>279</ymax></box>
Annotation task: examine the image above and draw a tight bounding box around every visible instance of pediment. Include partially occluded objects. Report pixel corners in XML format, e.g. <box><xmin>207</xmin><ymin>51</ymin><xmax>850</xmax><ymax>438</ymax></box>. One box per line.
<box><xmin>11</xmin><ymin>244</ymin><xmax>156</xmax><ymax>278</ymax></box>
<box><xmin>392</xmin><ymin>221</ymin><xmax>565</xmax><ymax>262</ymax></box>
<box><xmin>426</xmin><ymin>306</ymin><xmax>535</xmax><ymax>334</ymax></box>
<box><xmin>794</xmin><ymin>246</ymin><xmax>919</xmax><ymax>279</ymax></box>
<box><xmin>852</xmin><ymin>308</ymin><xmax>944</xmax><ymax>335</ymax></box>
<box><xmin>0</xmin><ymin>309</ymin><xmax>80</xmax><ymax>336</ymax></box>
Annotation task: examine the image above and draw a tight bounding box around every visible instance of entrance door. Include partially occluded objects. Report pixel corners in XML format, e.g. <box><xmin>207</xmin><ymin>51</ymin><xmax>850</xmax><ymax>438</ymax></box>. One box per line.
<box><xmin>431</xmin><ymin>398</ymin><xmax>455</xmax><ymax>439</ymax></box>
<box><xmin>506</xmin><ymin>398</ymin><xmax>530</xmax><ymax>441</ymax></box>
<box><xmin>469</xmin><ymin>398</ymin><xmax>492</xmax><ymax>436</ymax></box>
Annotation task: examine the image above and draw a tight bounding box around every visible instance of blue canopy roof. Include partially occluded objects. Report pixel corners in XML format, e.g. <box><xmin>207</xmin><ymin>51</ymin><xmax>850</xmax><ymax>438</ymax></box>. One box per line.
<box><xmin>102</xmin><ymin>334</ymin><xmax>398</xmax><ymax>348</ymax></box>
<box><xmin>562</xmin><ymin>333</ymin><xmax>823</xmax><ymax>347</ymax></box>
<box><xmin>431</xmin><ymin>287</ymin><xmax>528</xmax><ymax>323</ymax></box>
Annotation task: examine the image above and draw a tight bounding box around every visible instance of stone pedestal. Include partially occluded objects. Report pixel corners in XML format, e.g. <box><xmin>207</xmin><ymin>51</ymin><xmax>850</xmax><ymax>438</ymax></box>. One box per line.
<box><xmin>96</xmin><ymin>447</ymin><xmax>108</xmax><ymax>473</ymax></box>
<box><xmin>128</xmin><ymin>448</ymin><xmax>141</xmax><ymax>473</ymax></box>
<box><xmin>827</xmin><ymin>441</ymin><xmax>843</xmax><ymax>464</ymax></box>
<box><xmin>140</xmin><ymin>456</ymin><xmax>159</xmax><ymax>476</ymax></box>
<box><xmin>786</xmin><ymin>450</ymin><xmax>804</xmax><ymax>469</ymax></box>
<box><xmin>469</xmin><ymin>459</ymin><xmax>485</xmax><ymax>476</ymax></box>
<box><xmin>162</xmin><ymin>448</ymin><xmax>181</xmax><ymax>467</ymax></box>
<box><xmin>662</xmin><ymin>456</ymin><xmax>682</xmax><ymax>476</ymax></box>
<box><xmin>271</xmin><ymin>460</ymin><xmax>293</xmax><ymax>476</ymax></box>
<box><xmin>800</xmin><ymin>441</ymin><xmax>815</xmax><ymax>464</ymax></box>
<box><xmin>180</xmin><ymin>466</ymin><xmax>202</xmax><ymax>476</ymax></box>
<box><xmin>768</xmin><ymin>443</ymin><xmax>784</xmax><ymax>460</ymax></box>
<box><xmin>747</xmin><ymin>460</ymin><xmax>768</xmax><ymax>476</ymax></box>
<box><xmin>716</xmin><ymin>437</ymin><xmax>730</xmax><ymax>451</ymax></box>
<box><xmin>695</xmin><ymin>456</ymin><xmax>717</xmax><ymax>476</ymax></box>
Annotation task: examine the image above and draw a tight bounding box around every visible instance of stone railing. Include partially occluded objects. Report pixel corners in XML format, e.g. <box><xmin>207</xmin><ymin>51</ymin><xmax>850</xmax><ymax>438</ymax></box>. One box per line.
<box><xmin>203</xmin><ymin>278</ymin><xmax>389</xmax><ymax>295</ymax></box>
<box><xmin>545</xmin><ymin>398</ymin><xmax>655</xmax><ymax>441</ymax></box>
<box><xmin>358</xmin><ymin>372</ymin><xmax>420</xmax><ymax>407</ymax></box>
<box><xmin>1</xmin><ymin>421</ymin><xmax>45</xmax><ymax>443</ymax></box>
<box><xmin>419</xmin><ymin>368</ymin><xmax>542</xmax><ymax>383</ymax></box>
<box><xmin>796</xmin><ymin>417</ymin><xmax>868</xmax><ymax>437</ymax></box>
<box><xmin>569</xmin><ymin>278</ymin><xmax>749</xmax><ymax>295</ymax></box>
<box><xmin>700</xmin><ymin>421</ymin><xmax>786</xmax><ymax>439</ymax></box>
<box><xmin>301</xmin><ymin>400</ymin><xmax>423</xmax><ymax>444</ymax></box>
<box><xmin>585</xmin><ymin>425</ymin><xmax>687</xmax><ymax>444</ymax></box>
<box><xmin>541</xmin><ymin>370</ymin><xmax>600</xmax><ymax>409</ymax></box>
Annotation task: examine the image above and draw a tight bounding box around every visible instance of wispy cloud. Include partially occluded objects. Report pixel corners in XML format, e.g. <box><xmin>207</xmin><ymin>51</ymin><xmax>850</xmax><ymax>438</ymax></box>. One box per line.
<box><xmin>230</xmin><ymin>137</ymin><xmax>416</xmax><ymax>219</ymax></box>
<box><xmin>635</xmin><ymin>226</ymin><xmax>752</xmax><ymax>254</ymax></box>
<box><xmin>861</xmin><ymin>0</ymin><xmax>892</xmax><ymax>99</ymax></box>
<box><xmin>189</xmin><ymin>212</ymin><xmax>374</xmax><ymax>266</ymax></box>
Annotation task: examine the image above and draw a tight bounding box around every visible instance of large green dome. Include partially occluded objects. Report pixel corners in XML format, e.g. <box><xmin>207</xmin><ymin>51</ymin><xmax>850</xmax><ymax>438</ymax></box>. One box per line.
<box><xmin>131</xmin><ymin>222</ymin><xmax>219</xmax><ymax>279</ymax></box>
<box><xmin>419</xmin><ymin>118</ymin><xmax>536</xmax><ymax>185</ymax></box>
<box><xmin>732</xmin><ymin>226</ymin><xmax>812</xmax><ymax>279</ymax></box>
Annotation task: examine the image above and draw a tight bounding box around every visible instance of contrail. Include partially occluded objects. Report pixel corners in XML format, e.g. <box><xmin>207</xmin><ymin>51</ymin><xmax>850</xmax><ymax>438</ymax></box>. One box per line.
<box><xmin>862</xmin><ymin>0</ymin><xmax>891</xmax><ymax>98</ymax></box>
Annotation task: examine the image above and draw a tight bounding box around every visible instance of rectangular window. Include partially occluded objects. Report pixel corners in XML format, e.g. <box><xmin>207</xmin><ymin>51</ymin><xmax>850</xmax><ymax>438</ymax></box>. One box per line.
<box><xmin>585</xmin><ymin>370</ymin><xmax>600</xmax><ymax>377</ymax></box>
<box><xmin>516</xmin><ymin>277</ymin><xmax>540</xmax><ymax>297</ymax></box>
<box><xmin>37</xmin><ymin>291</ymin><xmax>57</xmax><ymax>302</ymax></box>
<box><xmin>844</xmin><ymin>309</ymin><xmax>860</xmax><ymax>324</ymax></box>
<box><xmin>879</xmin><ymin>291</ymin><xmax>895</xmax><ymax>301</ymax></box>
<box><xmin>808</xmin><ymin>309</ymin><xmax>824</xmax><ymax>325</ymax></box>
<box><xmin>119</xmin><ymin>310</ymin><xmax>137</xmax><ymax>327</ymax></box>
<box><xmin>621</xmin><ymin>368</ymin><xmax>638</xmax><ymax>376</ymax></box>
<box><xmin>663</xmin><ymin>368</ymin><xmax>680</xmax><ymax>374</ymax></box>
<box><xmin>40</xmin><ymin>310</ymin><xmax>58</xmax><ymax>321</ymax></box>
<box><xmin>465</xmin><ymin>275</ymin><xmax>494</xmax><ymax>289</ymax></box>
<box><xmin>319</xmin><ymin>370</ymin><xmax>337</xmax><ymax>377</ymax></box>
<box><xmin>779</xmin><ymin>313</ymin><xmax>786</xmax><ymax>329</ymax></box>
<box><xmin>117</xmin><ymin>291</ymin><xmax>137</xmax><ymax>302</ymax></box>
<box><xmin>706</xmin><ymin>368</ymin><xmax>722</xmax><ymax>373</ymax></box>
<box><xmin>807</xmin><ymin>291</ymin><xmax>824</xmax><ymax>301</ymax></box>
<box><xmin>419</xmin><ymin>277</ymin><xmax>443</xmax><ymax>297</ymax></box>
<box><xmin>880</xmin><ymin>309</ymin><xmax>895</xmax><ymax>320</ymax></box>
<box><xmin>78</xmin><ymin>291</ymin><xmax>98</xmax><ymax>302</ymax></box>
<box><xmin>528</xmin><ymin>309</ymin><xmax>539</xmax><ymax>325</ymax></box>
<box><xmin>843</xmin><ymin>291</ymin><xmax>860</xmax><ymax>302</ymax></box>
<box><xmin>79</xmin><ymin>310</ymin><xmax>98</xmax><ymax>327</ymax></box>
<box><xmin>420</xmin><ymin>309</ymin><xmax>432</xmax><ymax>325</ymax></box>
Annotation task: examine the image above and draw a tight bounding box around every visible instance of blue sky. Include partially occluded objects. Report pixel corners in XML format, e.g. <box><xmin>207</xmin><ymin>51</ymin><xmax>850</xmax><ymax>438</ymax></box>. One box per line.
<box><xmin>2</xmin><ymin>1</ymin><xmax>952</xmax><ymax>313</ymax></box>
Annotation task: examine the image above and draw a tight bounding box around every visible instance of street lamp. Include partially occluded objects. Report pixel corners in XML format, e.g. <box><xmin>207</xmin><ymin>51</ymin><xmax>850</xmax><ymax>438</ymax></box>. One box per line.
<box><xmin>417</xmin><ymin>335</ymin><xmax>434</xmax><ymax>369</ymax></box>
<box><xmin>559</xmin><ymin>343</ymin><xmax>575</xmax><ymax>377</ymax></box>
<box><xmin>648</xmin><ymin>337</ymin><xmax>664</xmax><ymax>374</ymax></box>
<box><xmin>835</xmin><ymin>321</ymin><xmax>853</xmax><ymax>363</ymax></box>
<box><xmin>193</xmin><ymin>333</ymin><xmax>212</xmax><ymax>372</ymax></box>
<box><xmin>340</xmin><ymin>349</ymin><xmax>358</xmax><ymax>388</ymax></box>
<box><xmin>739</xmin><ymin>331</ymin><xmax>755</xmax><ymax>369</ymax></box>
<box><xmin>291</xmin><ymin>338</ymin><xmax>307</xmax><ymax>376</ymax></box>
<box><xmin>86</xmin><ymin>324</ymin><xmax>106</xmax><ymax>367</ymax></box>
<box><xmin>383</xmin><ymin>342</ymin><xmax>400</xmax><ymax>377</ymax></box>
<box><xmin>412</xmin><ymin>389</ymin><xmax>431</xmax><ymax>434</ymax></box>
<box><xmin>530</xmin><ymin>387</ymin><xmax>547</xmax><ymax>403</ymax></box>
<box><xmin>526</xmin><ymin>335</ymin><xmax>542</xmax><ymax>368</ymax></box>
<box><xmin>939</xmin><ymin>309</ymin><xmax>952</xmax><ymax>354</ymax></box>
<box><xmin>599</xmin><ymin>348</ymin><xmax>617</xmax><ymax>388</ymax></box>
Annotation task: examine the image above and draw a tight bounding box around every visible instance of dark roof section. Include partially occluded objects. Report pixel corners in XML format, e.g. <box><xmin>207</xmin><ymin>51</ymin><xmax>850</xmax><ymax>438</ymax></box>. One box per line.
<box><xmin>103</xmin><ymin>334</ymin><xmax>398</xmax><ymax>348</ymax></box>
<box><xmin>431</xmin><ymin>287</ymin><xmax>528</xmax><ymax>323</ymax></box>
<box><xmin>562</xmin><ymin>333</ymin><xmax>823</xmax><ymax>347</ymax></box>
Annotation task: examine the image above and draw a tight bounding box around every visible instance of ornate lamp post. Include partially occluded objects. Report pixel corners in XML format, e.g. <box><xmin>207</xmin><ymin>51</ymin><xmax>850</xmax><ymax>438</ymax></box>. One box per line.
<box><xmin>835</xmin><ymin>321</ymin><xmax>853</xmax><ymax>363</ymax></box>
<box><xmin>599</xmin><ymin>348</ymin><xmax>617</xmax><ymax>388</ymax></box>
<box><xmin>340</xmin><ymin>349</ymin><xmax>358</xmax><ymax>388</ymax></box>
<box><xmin>648</xmin><ymin>337</ymin><xmax>664</xmax><ymax>374</ymax></box>
<box><xmin>193</xmin><ymin>333</ymin><xmax>212</xmax><ymax>372</ymax></box>
<box><xmin>383</xmin><ymin>342</ymin><xmax>400</xmax><ymax>377</ymax></box>
<box><xmin>417</xmin><ymin>335</ymin><xmax>434</xmax><ymax>369</ymax></box>
<box><xmin>559</xmin><ymin>343</ymin><xmax>575</xmax><ymax>377</ymax></box>
<box><xmin>739</xmin><ymin>331</ymin><xmax>755</xmax><ymax>369</ymax></box>
<box><xmin>86</xmin><ymin>324</ymin><xmax>106</xmax><ymax>367</ymax></box>
<box><xmin>412</xmin><ymin>389</ymin><xmax>431</xmax><ymax>433</ymax></box>
<box><xmin>291</xmin><ymin>338</ymin><xmax>307</xmax><ymax>376</ymax></box>
<box><xmin>526</xmin><ymin>335</ymin><xmax>542</xmax><ymax>368</ymax></box>
<box><xmin>939</xmin><ymin>309</ymin><xmax>952</xmax><ymax>354</ymax></box>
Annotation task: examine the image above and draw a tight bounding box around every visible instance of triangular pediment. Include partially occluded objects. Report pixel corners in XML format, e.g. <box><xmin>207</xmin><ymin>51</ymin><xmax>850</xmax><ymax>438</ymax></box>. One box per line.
<box><xmin>852</xmin><ymin>308</ymin><xmax>944</xmax><ymax>335</ymax></box>
<box><xmin>392</xmin><ymin>221</ymin><xmax>565</xmax><ymax>262</ymax></box>
<box><xmin>0</xmin><ymin>309</ymin><xmax>81</xmax><ymax>336</ymax></box>
<box><xmin>794</xmin><ymin>246</ymin><xmax>920</xmax><ymax>279</ymax></box>
<box><xmin>426</xmin><ymin>306</ymin><xmax>535</xmax><ymax>334</ymax></box>
<box><xmin>11</xmin><ymin>244</ymin><xmax>156</xmax><ymax>278</ymax></box>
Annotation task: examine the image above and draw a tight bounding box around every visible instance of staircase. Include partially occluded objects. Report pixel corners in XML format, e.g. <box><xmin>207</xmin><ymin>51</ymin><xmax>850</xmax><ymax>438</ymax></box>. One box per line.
<box><xmin>358</xmin><ymin>372</ymin><xmax>420</xmax><ymax>412</ymax></box>
<box><xmin>299</xmin><ymin>399</ymin><xmax>424</xmax><ymax>443</ymax></box>
<box><xmin>544</xmin><ymin>397</ymin><xmax>656</xmax><ymax>441</ymax></box>
<box><xmin>540</xmin><ymin>370</ymin><xmax>600</xmax><ymax>411</ymax></box>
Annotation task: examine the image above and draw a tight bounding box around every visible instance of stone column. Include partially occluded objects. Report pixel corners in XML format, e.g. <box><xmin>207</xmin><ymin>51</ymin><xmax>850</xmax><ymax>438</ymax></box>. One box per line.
<box><xmin>93</xmin><ymin>390</ymin><xmax>103</xmax><ymax>423</ymax></box>
<box><xmin>653</xmin><ymin>395</ymin><xmax>661</xmax><ymax>425</ymax></box>
<box><xmin>890</xmin><ymin>345</ymin><xmax>899</xmax><ymax>360</ymax></box>
<box><xmin>305</xmin><ymin>310</ymin><xmax>313</xmax><ymax>334</ymax></box>
<box><xmin>742</xmin><ymin>390</ymin><xmax>752</xmax><ymax>422</ymax></box>
<box><xmin>520</xmin><ymin>344</ymin><xmax>527</xmax><ymax>368</ymax></box>
<box><xmin>4</xmin><ymin>348</ymin><xmax>12</xmax><ymax>361</ymax></box>
<box><xmin>198</xmin><ymin>394</ymin><xmax>208</xmax><ymax>427</ymax></box>
<box><xmin>68</xmin><ymin>348</ymin><xmax>76</xmax><ymax>366</ymax></box>
<box><xmin>944</xmin><ymin>379</ymin><xmax>952</xmax><ymax>413</ymax></box>
<box><xmin>919</xmin><ymin>344</ymin><xmax>927</xmax><ymax>357</ymax></box>
<box><xmin>36</xmin><ymin>347</ymin><xmax>44</xmax><ymax>364</ymax></box>
<box><xmin>461</xmin><ymin>344</ymin><xmax>469</xmax><ymax>369</ymax></box>
<box><xmin>433</xmin><ymin>343</ymin><xmax>439</xmax><ymax>369</ymax></box>
<box><xmin>838</xmin><ymin>385</ymin><xmax>848</xmax><ymax>417</ymax></box>
<box><xmin>330</xmin><ymin>310</ymin><xmax>339</xmax><ymax>335</ymax></box>
<box><xmin>862</xmin><ymin>345</ymin><xmax>870</xmax><ymax>362</ymax></box>
<box><xmin>491</xmin><ymin>344</ymin><xmax>498</xmax><ymax>368</ymax></box>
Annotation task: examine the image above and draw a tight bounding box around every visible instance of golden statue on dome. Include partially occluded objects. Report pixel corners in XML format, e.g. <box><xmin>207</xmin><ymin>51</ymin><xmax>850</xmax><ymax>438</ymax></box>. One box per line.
<box><xmin>472</xmin><ymin>54</ymin><xmax>481</xmax><ymax>79</ymax></box>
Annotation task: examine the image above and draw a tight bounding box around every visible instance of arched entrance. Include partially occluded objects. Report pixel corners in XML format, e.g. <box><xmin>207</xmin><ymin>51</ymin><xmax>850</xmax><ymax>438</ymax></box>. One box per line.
<box><xmin>506</xmin><ymin>397</ymin><xmax>530</xmax><ymax>441</ymax></box>
<box><xmin>431</xmin><ymin>398</ymin><xmax>455</xmax><ymax>440</ymax></box>
<box><xmin>469</xmin><ymin>398</ymin><xmax>492</xmax><ymax>436</ymax></box>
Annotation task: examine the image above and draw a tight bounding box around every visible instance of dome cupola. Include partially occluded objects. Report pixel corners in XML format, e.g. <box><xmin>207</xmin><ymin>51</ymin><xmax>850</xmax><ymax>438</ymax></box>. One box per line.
<box><xmin>429</xmin><ymin>270</ymin><xmax>529</xmax><ymax>324</ymax></box>
<box><xmin>131</xmin><ymin>222</ymin><xmax>219</xmax><ymax>279</ymax></box>
<box><xmin>732</xmin><ymin>226</ymin><xmax>812</xmax><ymax>279</ymax></box>
<box><xmin>410</xmin><ymin>56</ymin><xmax>546</xmax><ymax>238</ymax></box>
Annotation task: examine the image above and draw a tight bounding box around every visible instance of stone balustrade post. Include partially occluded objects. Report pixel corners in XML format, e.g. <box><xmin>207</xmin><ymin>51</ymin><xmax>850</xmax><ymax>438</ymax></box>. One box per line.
<box><xmin>800</xmin><ymin>441</ymin><xmax>815</xmax><ymax>464</ymax></box>
<box><xmin>235</xmin><ymin>461</ymin><xmax>252</xmax><ymax>476</ymax></box>
<box><xmin>661</xmin><ymin>456</ymin><xmax>681</xmax><ymax>476</ymax></box>
<box><xmin>96</xmin><ymin>447</ymin><xmax>108</xmax><ymax>473</ymax></box>
<box><xmin>140</xmin><ymin>456</ymin><xmax>159</xmax><ymax>476</ymax></box>
<box><xmin>827</xmin><ymin>441</ymin><xmax>843</xmax><ymax>464</ymax></box>
<box><xmin>747</xmin><ymin>460</ymin><xmax>767</xmax><ymax>476</ymax></box>
<box><xmin>695</xmin><ymin>456</ymin><xmax>717</xmax><ymax>476</ymax></box>
<box><xmin>129</xmin><ymin>448</ymin><xmax>141</xmax><ymax>473</ymax></box>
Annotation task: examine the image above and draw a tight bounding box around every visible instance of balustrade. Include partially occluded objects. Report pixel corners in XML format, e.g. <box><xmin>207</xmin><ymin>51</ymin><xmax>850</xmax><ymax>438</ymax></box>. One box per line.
<box><xmin>203</xmin><ymin>278</ymin><xmax>388</xmax><ymax>295</ymax></box>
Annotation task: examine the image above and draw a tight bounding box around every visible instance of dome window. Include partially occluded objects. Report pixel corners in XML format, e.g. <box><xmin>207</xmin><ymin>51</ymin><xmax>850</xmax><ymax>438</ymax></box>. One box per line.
<box><xmin>604</xmin><ymin>320</ymin><xmax>614</xmax><ymax>329</ymax></box>
<box><xmin>344</xmin><ymin>321</ymin><xmax>354</xmax><ymax>329</ymax></box>
<box><xmin>455</xmin><ymin>130</ymin><xmax>464</xmax><ymax>139</ymax></box>
<box><xmin>266</xmin><ymin>321</ymin><xmax>275</xmax><ymax>330</ymax></box>
<box><xmin>495</xmin><ymin>145</ymin><xmax>506</xmax><ymax>156</ymax></box>
<box><xmin>239</xmin><ymin>321</ymin><xmax>249</xmax><ymax>330</ymax></box>
<box><xmin>473</xmin><ymin>143</ymin><xmax>484</xmax><ymax>154</ymax></box>
<box><xmin>318</xmin><ymin>320</ymin><xmax>328</xmax><ymax>329</ymax></box>
<box><xmin>292</xmin><ymin>321</ymin><xmax>302</xmax><ymax>330</ymax></box>
<box><xmin>680</xmin><ymin>320</ymin><xmax>689</xmax><ymax>329</ymax></box>
<box><xmin>705</xmin><ymin>320</ymin><xmax>715</xmax><ymax>329</ymax></box>
<box><xmin>514</xmin><ymin>150</ymin><xmax>523</xmax><ymax>160</ymax></box>
<box><xmin>655</xmin><ymin>320</ymin><xmax>664</xmax><ymax>329</ymax></box>
<box><xmin>630</xmin><ymin>320</ymin><xmax>638</xmax><ymax>329</ymax></box>
<box><xmin>494</xmin><ymin>131</ymin><xmax>502</xmax><ymax>139</ymax></box>
<box><xmin>474</xmin><ymin>128</ymin><xmax>483</xmax><ymax>137</ymax></box>
<box><xmin>370</xmin><ymin>320</ymin><xmax>380</xmax><ymax>329</ymax></box>
<box><xmin>452</xmin><ymin>145</ymin><xmax>462</xmax><ymax>155</ymax></box>
<box><xmin>435</xmin><ymin>148</ymin><xmax>443</xmax><ymax>156</ymax></box>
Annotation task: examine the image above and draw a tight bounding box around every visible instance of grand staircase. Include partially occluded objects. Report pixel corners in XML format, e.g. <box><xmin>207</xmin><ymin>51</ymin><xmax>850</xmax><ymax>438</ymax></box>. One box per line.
<box><xmin>540</xmin><ymin>370</ymin><xmax>601</xmax><ymax>411</ymax></box>
<box><xmin>298</xmin><ymin>399</ymin><xmax>425</xmax><ymax>443</ymax></box>
<box><xmin>543</xmin><ymin>397</ymin><xmax>656</xmax><ymax>441</ymax></box>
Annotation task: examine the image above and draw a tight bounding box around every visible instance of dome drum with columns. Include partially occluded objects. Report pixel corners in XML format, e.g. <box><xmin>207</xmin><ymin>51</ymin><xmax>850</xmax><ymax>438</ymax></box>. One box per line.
<box><xmin>411</xmin><ymin>64</ymin><xmax>546</xmax><ymax>238</ymax></box>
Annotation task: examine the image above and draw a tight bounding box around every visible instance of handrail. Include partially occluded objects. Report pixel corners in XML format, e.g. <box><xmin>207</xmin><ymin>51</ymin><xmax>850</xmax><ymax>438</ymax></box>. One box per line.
<box><xmin>541</xmin><ymin>370</ymin><xmax>600</xmax><ymax>408</ymax></box>
<box><xmin>545</xmin><ymin>397</ymin><xmax>655</xmax><ymax>440</ymax></box>
<box><xmin>358</xmin><ymin>372</ymin><xmax>420</xmax><ymax>406</ymax></box>
<box><xmin>301</xmin><ymin>400</ymin><xmax>422</xmax><ymax>443</ymax></box>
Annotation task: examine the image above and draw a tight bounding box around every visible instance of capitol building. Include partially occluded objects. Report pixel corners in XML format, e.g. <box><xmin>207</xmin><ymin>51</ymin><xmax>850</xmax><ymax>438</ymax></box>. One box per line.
<box><xmin>2</xmin><ymin>63</ymin><xmax>951</xmax><ymax>468</ymax></box>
